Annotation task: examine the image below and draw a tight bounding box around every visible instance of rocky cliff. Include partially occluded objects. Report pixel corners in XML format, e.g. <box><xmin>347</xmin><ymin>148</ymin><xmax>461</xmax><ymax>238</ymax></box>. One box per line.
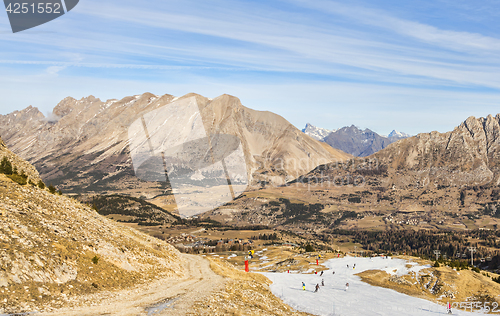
<box><xmin>373</xmin><ymin>114</ymin><xmax>500</xmax><ymax>188</ymax></box>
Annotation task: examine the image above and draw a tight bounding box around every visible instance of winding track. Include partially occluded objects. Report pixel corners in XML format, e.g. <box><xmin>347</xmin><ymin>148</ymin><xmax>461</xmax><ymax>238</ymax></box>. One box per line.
<box><xmin>41</xmin><ymin>254</ymin><xmax>224</xmax><ymax>316</ymax></box>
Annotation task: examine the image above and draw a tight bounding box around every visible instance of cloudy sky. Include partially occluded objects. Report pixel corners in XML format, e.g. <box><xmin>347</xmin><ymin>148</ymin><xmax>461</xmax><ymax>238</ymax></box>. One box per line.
<box><xmin>0</xmin><ymin>0</ymin><xmax>499</xmax><ymax>135</ymax></box>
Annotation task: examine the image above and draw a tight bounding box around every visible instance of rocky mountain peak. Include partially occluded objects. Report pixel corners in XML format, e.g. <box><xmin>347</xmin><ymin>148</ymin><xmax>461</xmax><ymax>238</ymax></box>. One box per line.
<box><xmin>302</xmin><ymin>123</ymin><xmax>334</xmax><ymax>141</ymax></box>
<box><xmin>302</xmin><ymin>123</ymin><xmax>410</xmax><ymax>157</ymax></box>
<box><xmin>323</xmin><ymin>125</ymin><xmax>391</xmax><ymax>157</ymax></box>
<box><xmin>52</xmin><ymin>97</ymin><xmax>77</xmax><ymax>117</ymax></box>
<box><xmin>458</xmin><ymin>115</ymin><xmax>500</xmax><ymax>142</ymax></box>
<box><xmin>4</xmin><ymin>105</ymin><xmax>44</xmax><ymax>122</ymax></box>
<box><xmin>388</xmin><ymin>130</ymin><xmax>411</xmax><ymax>139</ymax></box>
<box><xmin>53</xmin><ymin>96</ymin><xmax>103</xmax><ymax>118</ymax></box>
<box><xmin>372</xmin><ymin>113</ymin><xmax>500</xmax><ymax>187</ymax></box>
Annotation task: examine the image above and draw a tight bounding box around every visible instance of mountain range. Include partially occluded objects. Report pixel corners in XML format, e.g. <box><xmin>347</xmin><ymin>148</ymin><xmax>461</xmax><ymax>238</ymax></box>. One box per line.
<box><xmin>0</xmin><ymin>93</ymin><xmax>350</xmax><ymax>210</ymax></box>
<box><xmin>302</xmin><ymin>123</ymin><xmax>410</xmax><ymax>157</ymax></box>
<box><xmin>301</xmin><ymin>114</ymin><xmax>500</xmax><ymax>189</ymax></box>
<box><xmin>201</xmin><ymin>113</ymin><xmax>500</xmax><ymax>232</ymax></box>
<box><xmin>4</xmin><ymin>91</ymin><xmax>499</xmax><ymax>220</ymax></box>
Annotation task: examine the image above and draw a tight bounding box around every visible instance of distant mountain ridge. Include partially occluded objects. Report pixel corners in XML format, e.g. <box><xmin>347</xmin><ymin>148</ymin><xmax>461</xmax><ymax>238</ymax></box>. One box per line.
<box><xmin>388</xmin><ymin>130</ymin><xmax>411</xmax><ymax>140</ymax></box>
<box><xmin>302</xmin><ymin>123</ymin><xmax>410</xmax><ymax>157</ymax></box>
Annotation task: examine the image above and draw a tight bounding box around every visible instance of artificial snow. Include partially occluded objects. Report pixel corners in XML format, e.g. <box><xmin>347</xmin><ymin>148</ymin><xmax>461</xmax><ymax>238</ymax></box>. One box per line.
<box><xmin>262</xmin><ymin>257</ymin><xmax>479</xmax><ymax>315</ymax></box>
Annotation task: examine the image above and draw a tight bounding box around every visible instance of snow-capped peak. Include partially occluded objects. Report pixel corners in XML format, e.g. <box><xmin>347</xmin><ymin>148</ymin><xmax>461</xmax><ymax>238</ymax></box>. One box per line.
<box><xmin>302</xmin><ymin>123</ymin><xmax>335</xmax><ymax>141</ymax></box>
<box><xmin>388</xmin><ymin>130</ymin><xmax>411</xmax><ymax>139</ymax></box>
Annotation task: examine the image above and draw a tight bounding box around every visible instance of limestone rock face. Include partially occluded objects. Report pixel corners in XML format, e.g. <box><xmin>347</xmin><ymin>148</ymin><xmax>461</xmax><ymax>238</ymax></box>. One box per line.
<box><xmin>0</xmin><ymin>93</ymin><xmax>350</xmax><ymax>201</ymax></box>
<box><xmin>373</xmin><ymin>114</ymin><xmax>500</xmax><ymax>187</ymax></box>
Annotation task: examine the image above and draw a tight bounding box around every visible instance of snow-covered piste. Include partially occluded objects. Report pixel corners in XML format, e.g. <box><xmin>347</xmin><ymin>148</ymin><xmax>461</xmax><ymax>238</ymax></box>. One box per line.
<box><xmin>262</xmin><ymin>256</ymin><xmax>483</xmax><ymax>315</ymax></box>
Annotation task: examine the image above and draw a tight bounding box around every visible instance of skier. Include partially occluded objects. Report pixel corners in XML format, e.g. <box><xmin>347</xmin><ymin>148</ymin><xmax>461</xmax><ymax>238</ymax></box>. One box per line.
<box><xmin>447</xmin><ymin>302</ymin><xmax>452</xmax><ymax>314</ymax></box>
<box><xmin>347</xmin><ymin>264</ymin><xmax>349</xmax><ymax>269</ymax></box>
<box><xmin>332</xmin><ymin>271</ymin><xmax>335</xmax><ymax>275</ymax></box>
<box><xmin>353</xmin><ymin>263</ymin><xmax>356</xmax><ymax>270</ymax></box>
<box><xmin>345</xmin><ymin>282</ymin><xmax>349</xmax><ymax>291</ymax></box>
<box><xmin>302</xmin><ymin>282</ymin><xmax>306</xmax><ymax>291</ymax></box>
<box><xmin>321</xmin><ymin>279</ymin><xmax>324</xmax><ymax>286</ymax></box>
<box><xmin>320</xmin><ymin>271</ymin><xmax>323</xmax><ymax>276</ymax></box>
<box><xmin>315</xmin><ymin>283</ymin><xmax>320</xmax><ymax>293</ymax></box>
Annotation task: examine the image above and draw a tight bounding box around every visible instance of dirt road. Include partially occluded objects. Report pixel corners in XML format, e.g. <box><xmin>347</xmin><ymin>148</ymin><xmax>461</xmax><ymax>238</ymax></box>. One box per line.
<box><xmin>41</xmin><ymin>254</ymin><xmax>224</xmax><ymax>316</ymax></box>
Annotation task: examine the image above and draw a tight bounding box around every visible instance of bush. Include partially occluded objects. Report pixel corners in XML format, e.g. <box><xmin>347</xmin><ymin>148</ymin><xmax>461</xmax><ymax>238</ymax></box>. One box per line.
<box><xmin>304</xmin><ymin>244</ymin><xmax>315</xmax><ymax>252</ymax></box>
<box><xmin>493</xmin><ymin>276</ymin><xmax>500</xmax><ymax>284</ymax></box>
<box><xmin>348</xmin><ymin>197</ymin><xmax>362</xmax><ymax>203</ymax></box>
<box><xmin>48</xmin><ymin>185</ymin><xmax>56</xmax><ymax>194</ymax></box>
<box><xmin>472</xmin><ymin>267</ymin><xmax>481</xmax><ymax>273</ymax></box>
<box><xmin>0</xmin><ymin>157</ymin><xmax>13</xmax><ymax>175</ymax></box>
<box><xmin>433</xmin><ymin>261</ymin><xmax>440</xmax><ymax>268</ymax></box>
<box><xmin>91</xmin><ymin>255</ymin><xmax>99</xmax><ymax>264</ymax></box>
<box><xmin>37</xmin><ymin>180</ymin><xmax>45</xmax><ymax>189</ymax></box>
<box><xmin>7</xmin><ymin>173</ymin><xmax>27</xmax><ymax>185</ymax></box>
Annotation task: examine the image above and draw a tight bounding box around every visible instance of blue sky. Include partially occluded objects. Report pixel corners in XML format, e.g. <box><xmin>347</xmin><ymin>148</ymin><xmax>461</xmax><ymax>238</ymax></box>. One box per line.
<box><xmin>1</xmin><ymin>0</ymin><xmax>500</xmax><ymax>136</ymax></box>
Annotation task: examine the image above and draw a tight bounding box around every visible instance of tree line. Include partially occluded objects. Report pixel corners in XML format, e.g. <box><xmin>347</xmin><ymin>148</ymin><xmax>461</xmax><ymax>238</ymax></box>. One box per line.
<box><xmin>328</xmin><ymin>228</ymin><xmax>500</xmax><ymax>266</ymax></box>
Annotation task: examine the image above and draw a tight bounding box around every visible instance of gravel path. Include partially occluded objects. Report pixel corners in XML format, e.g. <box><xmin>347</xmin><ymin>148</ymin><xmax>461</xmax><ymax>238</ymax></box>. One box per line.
<box><xmin>40</xmin><ymin>254</ymin><xmax>224</xmax><ymax>316</ymax></box>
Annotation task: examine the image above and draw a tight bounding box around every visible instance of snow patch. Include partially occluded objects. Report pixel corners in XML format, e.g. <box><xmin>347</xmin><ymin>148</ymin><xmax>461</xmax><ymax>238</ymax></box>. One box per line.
<box><xmin>262</xmin><ymin>257</ymin><xmax>474</xmax><ymax>315</ymax></box>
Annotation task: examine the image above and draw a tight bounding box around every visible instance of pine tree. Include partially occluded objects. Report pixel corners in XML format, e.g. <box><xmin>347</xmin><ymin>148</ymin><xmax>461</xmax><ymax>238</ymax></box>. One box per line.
<box><xmin>37</xmin><ymin>180</ymin><xmax>45</xmax><ymax>189</ymax></box>
<box><xmin>48</xmin><ymin>185</ymin><xmax>56</xmax><ymax>194</ymax></box>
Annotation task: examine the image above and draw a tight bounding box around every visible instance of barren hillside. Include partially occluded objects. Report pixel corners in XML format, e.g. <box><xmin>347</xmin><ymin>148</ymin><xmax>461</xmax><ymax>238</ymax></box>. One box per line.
<box><xmin>0</xmin><ymin>144</ymin><xmax>182</xmax><ymax>314</ymax></box>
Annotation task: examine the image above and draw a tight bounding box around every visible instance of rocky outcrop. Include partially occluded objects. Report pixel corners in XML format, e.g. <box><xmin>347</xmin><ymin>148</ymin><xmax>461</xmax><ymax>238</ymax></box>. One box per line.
<box><xmin>373</xmin><ymin>114</ymin><xmax>500</xmax><ymax>187</ymax></box>
<box><xmin>0</xmin><ymin>136</ymin><xmax>41</xmax><ymax>184</ymax></box>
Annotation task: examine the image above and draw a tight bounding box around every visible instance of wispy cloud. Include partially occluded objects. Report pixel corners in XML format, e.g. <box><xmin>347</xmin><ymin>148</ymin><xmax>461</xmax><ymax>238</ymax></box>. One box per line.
<box><xmin>0</xmin><ymin>0</ymin><xmax>499</xmax><ymax>135</ymax></box>
<box><xmin>288</xmin><ymin>0</ymin><xmax>500</xmax><ymax>53</ymax></box>
<box><xmin>60</xmin><ymin>0</ymin><xmax>500</xmax><ymax>88</ymax></box>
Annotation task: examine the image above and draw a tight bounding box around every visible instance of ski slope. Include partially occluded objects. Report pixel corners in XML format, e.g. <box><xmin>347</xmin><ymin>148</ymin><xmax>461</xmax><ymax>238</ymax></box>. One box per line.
<box><xmin>262</xmin><ymin>257</ymin><xmax>484</xmax><ymax>315</ymax></box>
